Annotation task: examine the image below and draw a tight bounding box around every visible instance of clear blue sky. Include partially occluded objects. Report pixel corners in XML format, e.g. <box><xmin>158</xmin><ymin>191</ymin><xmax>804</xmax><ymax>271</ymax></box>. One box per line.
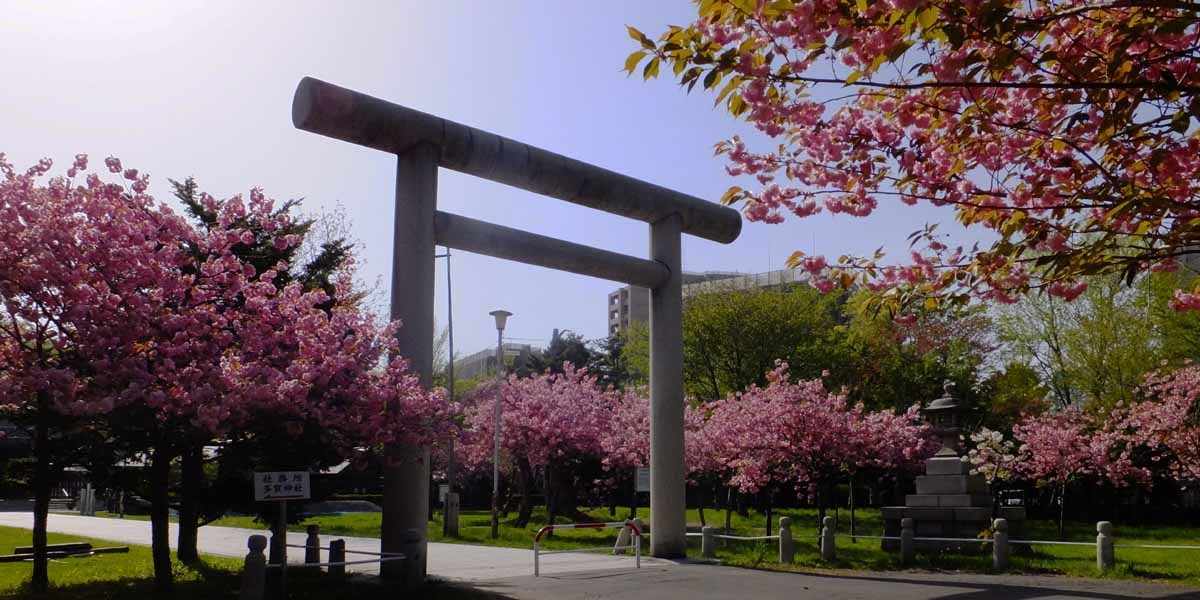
<box><xmin>1</xmin><ymin>1</ymin><xmax>969</xmax><ymax>357</ymax></box>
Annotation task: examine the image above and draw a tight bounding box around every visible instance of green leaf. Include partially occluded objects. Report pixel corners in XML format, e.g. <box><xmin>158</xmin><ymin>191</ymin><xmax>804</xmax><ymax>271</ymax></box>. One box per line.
<box><xmin>719</xmin><ymin>186</ymin><xmax>744</xmax><ymax>205</ymax></box>
<box><xmin>643</xmin><ymin>57</ymin><xmax>661</xmax><ymax>80</ymax></box>
<box><xmin>1170</xmin><ymin>110</ymin><xmax>1191</xmax><ymax>134</ymax></box>
<box><xmin>627</xmin><ymin>25</ymin><xmax>655</xmax><ymax>50</ymax></box>
<box><xmin>917</xmin><ymin>6</ymin><xmax>938</xmax><ymax>29</ymax></box>
<box><xmin>845</xmin><ymin>70</ymin><xmax>863</xmax><ymax>85</ymax></box>
<box><xmin>623</xmin><ymin>51</ymin><xmax>646</xmax><ymax>74</ymax></box>
<box><xmin>703</xmin><ymin>68</ymin><xmax>721</xmax><ymax>90</ymax></box>
<box><xmin>855</xmin><ymin>0</ymin><xmax>868</xmax><ymax>14</ymax></box>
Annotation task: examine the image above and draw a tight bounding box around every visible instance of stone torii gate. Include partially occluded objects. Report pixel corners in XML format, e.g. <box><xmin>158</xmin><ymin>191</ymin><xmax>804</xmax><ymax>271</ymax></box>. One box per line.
<box><xmin>291</xmin><ymin>76</ymin><xmax>741</xmax><ymax>584</ymax></box>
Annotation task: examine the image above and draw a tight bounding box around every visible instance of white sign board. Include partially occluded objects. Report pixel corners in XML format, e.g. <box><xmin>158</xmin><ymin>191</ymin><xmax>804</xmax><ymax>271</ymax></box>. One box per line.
<box><xmin>635</xmin><ymin>467</ymin><xmax>650</xmax><ymax>493</ymax></box>
<box><xmin>254</xmin><ymin>471</ymin><xmax>311</xmax><ymax>501</ymax></box>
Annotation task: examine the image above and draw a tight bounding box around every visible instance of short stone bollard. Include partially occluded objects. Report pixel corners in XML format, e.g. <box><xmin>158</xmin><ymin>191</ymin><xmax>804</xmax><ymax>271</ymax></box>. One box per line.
<box><xmin>304</xmin><ymin>524</ymin><xmax>321</xmax><ymax>567</ymax></box>
<box><xmin>328</xmin><ymin>539</ymin><xmax>346</xmax><ymax>580</ymax></box>
<box><xmin>899</xmin><ymin>518</ymin><xmax>915</xmax><ymax>566</ymax></box>
<box><xmin>240</xmin><ymin>535</ymin><xmax>268</xmax><ymax>600</ymax></box>
<box><xmin>992</xmin><ymin>518</ymin><xmax>1009</xmax><ymax>571</ymax></box>
<box><xmin>820</xmin><ymin>516</ymin><xmax>836</xmax><ymax>561</ymax></box>
<box><xmin>778</xmin><ymin>517</ymin><xmax>794</xmax><ymax>564</ymax></box>
<box><xmin>701</xmin><ymin>526</ymin><xmax>716</xmax><ymax>560</ymax></box>
<box><xmin>1096</xmin><ymin>521</ymin><xmax>1115</xmax><ymax>572</ymax></box>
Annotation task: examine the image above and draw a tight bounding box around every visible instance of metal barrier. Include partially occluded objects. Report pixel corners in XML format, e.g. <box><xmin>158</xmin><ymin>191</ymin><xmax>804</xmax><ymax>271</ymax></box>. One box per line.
<box><xmin>533</xmin><ymin>520</ymin><xmax>641</xmax><ymax>577</ymax></box>
<box><xmin>818</xmin><ymin>519</ymin><xmax>1200</xmax><ymax>572</ymax></box>
<box><xmin>240</xmin><ymin>529</ymin><xmax>408</xmax><ymax>600</ymax></box>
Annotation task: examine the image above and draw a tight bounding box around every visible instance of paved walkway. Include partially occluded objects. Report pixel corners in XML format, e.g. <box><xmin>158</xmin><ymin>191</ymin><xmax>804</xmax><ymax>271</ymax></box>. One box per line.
<box><xmin>477</xmin><ymin>565</ymin><xmax>1200</xmax><ymax>600</ymax></box>
<box><xmin>0</xmin><ymin>512</ymin><xmax>667</xmax><ymax>580</ymax></box>
<box><xmin>1</xmin><ymin>513</ymin><xmax>1196</xmax><ymax>599</ymax></box>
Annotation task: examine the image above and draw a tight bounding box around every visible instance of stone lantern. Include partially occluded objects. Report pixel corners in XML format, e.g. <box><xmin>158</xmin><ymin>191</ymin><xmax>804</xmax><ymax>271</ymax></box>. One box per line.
<box><xmin>879</xmin><ymin>380</ymin><xmax>1026</xmax><ymax>551</ymax></box>
<box><xmin>922</xmin><ymin>380</ymin><xmax>962</xmax><ymax>456</ymax></box>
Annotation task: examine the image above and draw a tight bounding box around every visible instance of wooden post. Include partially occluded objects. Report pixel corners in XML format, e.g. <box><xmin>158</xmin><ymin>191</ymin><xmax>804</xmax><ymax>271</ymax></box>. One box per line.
<box><xmin>304</xmin><ymin>524</ymin><xmax>320</xmax><ymax>566</ymax></box>
<box><xmin>328</xmin><ymin>539</ymin><xmax>346</xmax><ymax>580</ymax></box>
<box><xmin>778</xmin><ymin>516</ymin><xmax>794</xmax><ymax>564</ymax></box>
<box><xmin>240</xmin><ymin>535</ymin><xmax>268</xmax><ymax>600</ymax></box>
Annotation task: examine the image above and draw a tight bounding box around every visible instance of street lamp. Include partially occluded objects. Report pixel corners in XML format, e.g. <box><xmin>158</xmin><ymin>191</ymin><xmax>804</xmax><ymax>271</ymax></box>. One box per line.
<box><xmin>488</xmin><ymin>309</ymin><xmax>512</xmax><ymax>539</ymax></box>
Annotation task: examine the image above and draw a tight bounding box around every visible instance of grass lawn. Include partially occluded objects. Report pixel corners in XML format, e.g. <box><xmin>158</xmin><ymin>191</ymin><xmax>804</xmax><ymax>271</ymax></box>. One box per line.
<box><xmin>0</xmin><ymin>525</ymin><xmax>500</xmax><ymax>599</ymax></box>
<box><xmin>200</xmin><ymin>505</ymin><xmax>1200</xmax><ymax>584</ymax></box>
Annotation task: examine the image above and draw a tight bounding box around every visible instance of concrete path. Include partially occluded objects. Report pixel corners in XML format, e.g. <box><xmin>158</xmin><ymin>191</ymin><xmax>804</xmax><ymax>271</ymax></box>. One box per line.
<box><xmin>0</xmin><ymin>512</ymin><xmax>669</xmax><ymax>580</ymax></box>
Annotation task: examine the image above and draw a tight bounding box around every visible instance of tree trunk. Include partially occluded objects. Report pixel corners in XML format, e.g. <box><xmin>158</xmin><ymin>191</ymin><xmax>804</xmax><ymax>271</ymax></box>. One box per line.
<box><xmin>149</xmin><ymin>448</ymin><xmax>175</xmax><ymax>591</ymax></box>
<box><xmin>30</xmin><ymin>421</ymin><xmax>50</xmax><ymax>593</ymax></box>
<box><xmin>1057</xmin><ymin>482</ymin><xmax>1066</xmax><ymax>541</ymax></box>
<box><xmin>724</xmin><ymin>487</ymin><xmax>734</xmax><ymax>534</ymax></box>
<box><xmin>697</xmin><ymin>483</ymin><xmax>706</xmax><ymax>527</ymax></box>
<box><xmin>515</xmin><ymin>457</ymin><xmax>534</xmax><ymax>528</ymax></box>
<box><xmin>849</xmin><ymin>473</ymin><xmax>857</xmax><ymax>543</ymax></box>
<box><xmin>176</xmin><ymin>443</ymin><xmax>203</xmax><ymax>564</ymax></box>
<box><xmin>628</xmin><ymin>472</ymin><xmax>636</xmax><ymax>520</ymax></box>
<box><xmin>548</xmin><ymin>463</ymin><xmax>579</xmax><ymax>520</ymax></box>
<box><xmin>817</xmin><ymin>483</ymin><xmax>827</xmax><ymax>532</ymax></box>
<box><xmin>763</xmin><ymin>491</ymin><xmax>772</xmax><ymax>537</ymax></box>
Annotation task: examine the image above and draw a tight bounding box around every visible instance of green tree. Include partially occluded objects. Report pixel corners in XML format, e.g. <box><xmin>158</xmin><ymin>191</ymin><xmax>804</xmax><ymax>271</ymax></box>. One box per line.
<box><xmin>997</xmin><ymin>274</ymin><xmax>1166</xmax><ymax>415</ymax></box>
<box><xmin>838</xmin><ymin>294</ymin><xmax>994</xmax><ymax>414</ymax></box>
<box><xmin>980</xmin><ymin>362</ymin><xmax>1050</xmax><ymax>431</ymax></box>
<box><xmin>679</xmin><ymin>284</ymin><xmax>844</xmax><ymax>400</ymax></box>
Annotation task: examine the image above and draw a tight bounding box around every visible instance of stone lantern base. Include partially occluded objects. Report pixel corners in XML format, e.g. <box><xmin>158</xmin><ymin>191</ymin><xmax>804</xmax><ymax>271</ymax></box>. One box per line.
<box><xmin>881</xmin><ymin>449</ymin><xmax>1026</xmax><ymax>552</ymax></box>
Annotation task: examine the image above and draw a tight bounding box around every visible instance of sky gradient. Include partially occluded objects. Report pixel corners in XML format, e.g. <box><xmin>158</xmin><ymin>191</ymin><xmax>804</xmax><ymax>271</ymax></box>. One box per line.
<box><xmin>1</xmin><ymin>1</ymin><xmax>972</xmax><ymax>358</ymax></box>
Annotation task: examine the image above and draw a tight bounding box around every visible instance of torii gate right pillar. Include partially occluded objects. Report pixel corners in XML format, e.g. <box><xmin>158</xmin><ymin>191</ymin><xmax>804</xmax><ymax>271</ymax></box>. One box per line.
<box><xmin>649</xmin><ymin>213</ymin><xmax>686</xmax><ymax>558</ymax></box>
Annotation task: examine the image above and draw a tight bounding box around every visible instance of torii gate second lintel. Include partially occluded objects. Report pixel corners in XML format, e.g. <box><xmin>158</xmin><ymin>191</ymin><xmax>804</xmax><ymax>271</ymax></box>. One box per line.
<box><xmin>291</xmin><ymin>76</ymin><xmax>741</xmax><ymax>583</ymax></box>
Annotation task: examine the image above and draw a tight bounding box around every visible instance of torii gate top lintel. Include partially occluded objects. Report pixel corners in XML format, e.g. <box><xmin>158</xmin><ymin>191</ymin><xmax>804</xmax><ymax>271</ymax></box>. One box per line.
<box><xmin>293</xmin><ymin>76</ymin><xmax>741</xmax><ymax>245</ymax></box>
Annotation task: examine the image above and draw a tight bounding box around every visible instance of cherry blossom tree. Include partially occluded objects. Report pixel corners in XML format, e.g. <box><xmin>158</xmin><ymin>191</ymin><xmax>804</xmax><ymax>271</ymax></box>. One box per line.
<box><xmin>1012</xmin><ymin>407</ymin><xmax>1145</xmax><ymax>538</ymax></box>
<box><xmin>1115</xmin><ymin>365</ymin><xmax>1200</xmax><ymax>483</ymax></box>
<box><xmin>461</xmin><ymin>365</ymin><xmax>612</xmax><ymax>526</ymax></box>
<box><xmin>0</xmin><ymin>155</ymin><xmax>453</xmax><ymax>591</ymax></box>
<box><xmin>628</xmin><ymin>2</ymin><xmax>1200</xmax><ymax>315</ymax></box>
<box><xmin>706</xmin><ymin>362</ymin><xmax>933</xmax><ymax>530</ymax></box>
<box><xmin>0</xmin><ymin>154</ymin><xmax>195</xmax><ymax>591</ymax></box>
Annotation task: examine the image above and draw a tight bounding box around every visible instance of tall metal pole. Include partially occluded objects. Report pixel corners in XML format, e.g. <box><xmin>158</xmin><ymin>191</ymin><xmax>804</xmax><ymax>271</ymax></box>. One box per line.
<box><xmin>649</xmin><ymin>213</ymin><xmax>686</xmax><ymax>558</ymax></box>
<box><xmin>381</xmin><ymin>143</ymin><xmax>437</xmax><ymax>584</ymax></box>
<box><xmin>489</xmin><ymin>317</ymin><xmax>507</xmax><ymax>539</ymax></box>
<box><xmin>437</xmin><ymin>249</ymin><xmax>457</xmax><ymax>537</ymax></box>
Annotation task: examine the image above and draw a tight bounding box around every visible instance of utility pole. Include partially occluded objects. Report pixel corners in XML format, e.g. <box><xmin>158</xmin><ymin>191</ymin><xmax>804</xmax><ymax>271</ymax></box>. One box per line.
<box><xmin>436</xmin><ymin>248</ymin><xmax>457</xmax><ymax>537</ymax></box>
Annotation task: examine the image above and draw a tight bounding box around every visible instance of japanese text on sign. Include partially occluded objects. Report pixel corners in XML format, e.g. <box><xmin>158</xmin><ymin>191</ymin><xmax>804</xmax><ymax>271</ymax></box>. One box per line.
<box><xmin>254</xmin><ymin>471</ymin><xmax>311</xmax><ymax>501</ymax></box>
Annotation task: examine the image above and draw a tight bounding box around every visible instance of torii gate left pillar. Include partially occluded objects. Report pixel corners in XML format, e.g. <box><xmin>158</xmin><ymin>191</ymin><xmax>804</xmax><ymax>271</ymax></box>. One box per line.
<box><xmin>381</xmin><ymin>142</ymin><xmax>439</xmax><ymax>585</ymax></box>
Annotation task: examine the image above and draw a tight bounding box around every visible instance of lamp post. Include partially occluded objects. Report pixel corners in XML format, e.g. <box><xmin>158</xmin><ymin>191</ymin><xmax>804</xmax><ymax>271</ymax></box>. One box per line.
<box><xmin>488</xmin><ymin>309</ymin><xmax>512</xmax><ymax>539</ymax></box>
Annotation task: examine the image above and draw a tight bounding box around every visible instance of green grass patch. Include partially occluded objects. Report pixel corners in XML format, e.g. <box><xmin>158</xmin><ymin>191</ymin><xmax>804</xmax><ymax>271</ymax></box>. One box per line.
<box><xmin>0</xmin><ymin>525</ymin><xmax>502</xmax><ymax>599</ymax></box>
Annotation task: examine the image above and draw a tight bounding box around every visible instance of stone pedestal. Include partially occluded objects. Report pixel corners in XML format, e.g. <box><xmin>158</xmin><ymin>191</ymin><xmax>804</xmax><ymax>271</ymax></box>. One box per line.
<box><xmin>882</xmin><ymin>450</ymin><xmax>1025</xmax><ymax>552</ymax></box>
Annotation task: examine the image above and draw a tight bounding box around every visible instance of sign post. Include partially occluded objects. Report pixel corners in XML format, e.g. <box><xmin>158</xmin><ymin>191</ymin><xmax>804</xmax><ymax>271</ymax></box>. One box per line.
<box><xmin>255</xmin><ymin>472</ymin><xmax>311</xmax><ymax>599</ymax></box>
